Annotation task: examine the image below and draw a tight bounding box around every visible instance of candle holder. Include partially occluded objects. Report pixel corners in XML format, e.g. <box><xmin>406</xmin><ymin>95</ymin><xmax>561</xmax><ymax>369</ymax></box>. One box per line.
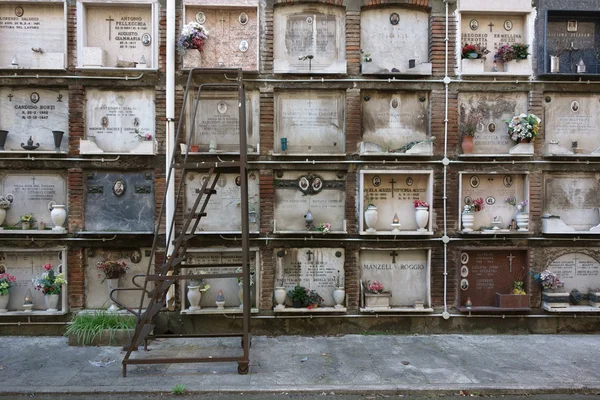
<box><xmin>23</xmin><ymin>289</ymin><xmax>33</xmax><ymax>312</ymax></box>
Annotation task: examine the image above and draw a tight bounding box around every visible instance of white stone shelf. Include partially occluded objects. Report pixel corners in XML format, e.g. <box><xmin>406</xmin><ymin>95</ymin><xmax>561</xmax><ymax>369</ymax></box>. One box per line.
<box><xmin>360</xmin><ymin>307</ymin><xmax>434</xmax><ymax>313</ymax></box>
<box><xmin>271</xmin><ymin>153</ymin><xmax>347</xmax><ymax>157</ymax></box>
<box><xmin>181</xmin><ymin>307</ymin><xmax>259</xmax><ymax>315</ymax></box>
<box><xmin>458</xmin><ymin>153</ymin><xmax>533</xmax><ymax>158</ymax></box>
<box><xmin>274</xmin><ymin>231</ymin><xmax>347</xmax><ymax>235</ymax></box>
<box><xmin>360</xmin><ymin>231</ymin><xmax>434</xmax><ymax>236</ymax></box>
<box><xmin>183</xmin><ymin>152</ymin><xmax>259</xmax><ymax>156</ymax></box>
<box><xmin>76</xmin><ymin>67</ymin><xmax>158</xmax><ymax>72</ymax></box>
<box><xmin>542</xmin><ymin>231</ymin><xmax>600</xmax><ymax>235</ymax></box>
<box><xmin>460</xmin><ymin>72</ymin><xmax>532</xmax><ymax>78</ymax></box>
<box><xmin>0</xmin><ymin>150</ymin><xmax>68</xmax><ymax>154</ymax></box>
<box><xmin>543</xmin><ymin>303</ymin><xmax>600</xmax><ymax>313</ymax></box>
<box><xmin>544</xmin><ymin>154</ymin><xmax>600</xmax><ymax>158</ymax></box>
<box><xmin>460</xmin><ymin>231</ymin><xmax>532</xmax><ymax>235</ymax></box>
<box><xmin>76</xmin><ymin>231</ymin><xmax>152</xmax><ymax>235</ymax></box>
<box><xmin>185</xmin><ymin>231</ymin><xmax>261</xmax><ymax>235</ymax></box>
<box><xmin>0</xmin><ymin>229</ymin><xmax>66</xmax><ymax>235</ymax></box>
<box><xmin>0</xmin><ymin>310</ymin><xmax>67</xmax><ymax>316</ymax></box>
<box><xmin>274</xmin><ymin>307</ymin><xmax>347</xmax><ymax>313</ymax></box>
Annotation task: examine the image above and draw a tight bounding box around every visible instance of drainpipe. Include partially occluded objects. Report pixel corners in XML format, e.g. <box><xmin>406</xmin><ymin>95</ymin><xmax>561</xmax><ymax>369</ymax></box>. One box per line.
<box><xmin>165</xmin><ymin>0</ymin><xmax>176</xmax><ymax>258</ymax></box>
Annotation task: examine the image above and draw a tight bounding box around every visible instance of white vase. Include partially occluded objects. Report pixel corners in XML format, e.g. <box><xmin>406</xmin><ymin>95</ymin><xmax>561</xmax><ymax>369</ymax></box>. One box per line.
<box><xmin>364</xmin><ymin>205</ymin><xmax>378</xmax><ymax>233</ymax></box>
<box><xmin>461</xmin><ymin>58</ymin><xmax>484</xmax><ymax>74</ymax></box>
<box><xmin>45</xmin><ymin>294</ymin><xmax>59</xmax><ymax>312</ymax></box>
<box><xmin>333</xmin><ymin>287</ymin><xmax>345</xmax><ymax>309</ymax></box>
<box><xmin>415</xmin><ymin>207</ymin><xmax>429</xmax><ymax>231</ymax></box>
<box><xmin>107</xmin><ymin>278</ymin><xmax>119</xmax><ymax>312</ymax></box>
<box><xmin>504</xmin><ymin>59</ymin><xmax>530</xmax><ymax>74</ymax></box>
<box><xmin>550</xmin><ymin>55</ymin><xmax>560</xmax><ymax>73</ymax></box>
<box><xmin>50</xmin><ymin>204</ymin><xmax>67</xmax><ymax>231</ymax></box>
<box><xmin>0</xmin><ymin>293</ymin><xmax>8</xmax><ymax>312</ymax></box>
<box><xmin>462</xmin><ymin>212</ymin><xmax>475</xmax><ymax>232</ymax></box>
<box><xmin>274</xmin><ymin>287</ymin><xmax>287</xmax><ymax>310</ymax></box>
<box><xmin>0</xmin><ymin>208</ymin><xmax>6</xmax><ymax>228</ymax></box>
<box><xmin>516</xmin><ymin>213</ymin><xmax>529</xmax><ymax>232</ymax></box>
<box><xmin>187</xmin><ymin>285</ymin><xmax>202</xmax><ymax>311</ymax></box>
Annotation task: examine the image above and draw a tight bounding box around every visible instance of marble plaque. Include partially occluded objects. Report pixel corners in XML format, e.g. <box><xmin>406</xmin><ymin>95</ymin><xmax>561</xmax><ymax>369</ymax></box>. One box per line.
<box><xmin>461</xmin><ymin>14</ymin><xmax>527</xmax><ymax>72</ymax></box>
<box><xmin>274</xmin><ymin>171</ymin><xmax>345</xmax><ymax>232</ymax></box>
<box><xmin>459</xmin><ymin>92</ymin><xmax>528</xmax><ymax>154</ymax></box>
<box><xmin>0</xmin><ymin>88</ymin><xmax>68</xmax><ymax>152</ymax></box>
<box><xmin>360</xmin><ymin>249</ymin><xmax>430</xmax><ymax>307</ymax></box>
<box><xmin>362</xmin><ymin>172</ymin><xmax>431</xmax><ymax>232</ymax></box>
<box><xmin>183</xmin><ymin>7</ymin><xmax>258</xmax><ymax>70</ymax></box>
<box><xmin>85</xmin><ymin>248</ymin><xmax>151</xmax><ymax>309</ymax></box>
<box><xmin>544</xmin><ymin>94</ymin><xmax>600</xmax><ymax>153</ymax></box>
<box><xmin>83</xmin><ymin>5</ymin><xmax>153</xmax><ymax>68</ymax></box>
<box><xmin>0</xmin><ymin>250</ymin><xmax>64</xmax><ymax>311</ymax></box>
<box><xmin>273</xmin><ymin>5</ymin><xmax>346</xmax><ymax>74</ymax></box>
<box><xmin>84</xmin><ymin>171</ymin><xmax>154</xmax><ymax>232</ymax></box>
<box><xmin>183</xmin><ymin>250</ymin><xmax>258</xmax><ymax>308</ymax></box>
<box><xmin>461</xmin><ymin>173</ymin><xmax>527</xmax><ymax>231</ymax></box>
<box><xmin>0</xmin><ymin>3</ymin><xmax>65</xmax><ymax>69</ymax></box>
<box><xmin>546</xmin><ymin>15</ymin><xmax>597</xmax><ymax>74</ymax></box>
<box><xmin>274</xmin><ymin>91</ymin><xmax>345</xmax><ymax>154</ymax></box>
<box><xmin>361</xmin><ymin>92</ymin><xmax>429</xmax><ymax>153</ymax></box>
<box><xmin>275</xmin><ymin>247</ymin><xmax>344</xmax><ymax>307</ymax></box>
<box><xmin>187</xmin><ymin>90</ymin><xmax>259</xmax><ymax>153</ymax></box>
<box><xmin>546</xmin><ymin>252</ymin><xmax>600</xmax><ymax>292</ymax></box>
<box><xmin>459</xmin><ymin>250</ymin><xmax>528</xmax><ymax>308</ymax></box>
<box><xmin>544</xmin><ymin>173</ymin><xmax>600</xmax><ymax>231</ymax></box>
<box><xmin>361</xmin><ymin>9</ymin><xmax>431</xmax><ymax>75</ymax></box>
<box><xmin>184</xmin><ymin>172</ymin><xmax>259</xmax><ymax>232</ymax></box>
<box><xmin>85</xmin><ymin>88</ymin><xmax>155</xmax><ymax>153</ymax></box>
<box><xmin>0</xmin><ymin>171</ymin><xmax>66</xmax><ymax>227</ymax></box>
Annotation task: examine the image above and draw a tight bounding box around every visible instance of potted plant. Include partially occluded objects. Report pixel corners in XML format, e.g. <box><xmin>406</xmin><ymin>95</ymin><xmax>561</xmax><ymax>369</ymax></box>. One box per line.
<box><xmin>0</xmin><ymin>195</ymin><xmax>9</xmax><ymax>228</ymax></box>
<box><xmin>179</xmin><ymin>21</ymin><xmax>209</xmax><ymax>68</ymax></box>
<box><xmin>459</xmin><ymin>117</ymin><xmax>477</xmax><ymax>154</ymax></box>
<box><xmin>33</xmin><ymin>263</ymin><xmax>67</xmax><ymax>312</ymax></box>
<box><xmin>495</xmin><ymin>43</ymin><xmax>529</xmax><ymax>74</ymax></box>
<box><xmin>364</xmin><ymin>280</ymin><xmax>392</xmax><ymax>309</ymax></box>
<box><xmin>288</xmin><ymin>284</ymin><xmax>309</xmax><ymax>308</ymax></box>
<box><xmin>496</xmin><ymin>270</ymin><xmax>529</xmax><ymax>308</ymax></box>
<box><xmin>364</xmin><ymin>192</ymin><xmax>378</xmax><ymax>233</ymax></box>
<box><xmin>0</xmin><ymin>271</ymin><xmax>16</xmax><ymax>312</ymax></box>
<box><xmin>506</xmin><ymin>113</ymin><xmax>541</xmax><ymax>155</ymax></box>
<box><xmin>97</xmin><ymin>260</ymin><xmax>130</xmax><ymax>311</ymax></box>
<box><xmin>307</xmin><ymin>290</ymin><xmax>323</xmax><ymax>309</ymax></box>
<box><xmin>19</xmin><ymin>213</ymin><xmax>35</xmax><ymax>230</ymax></box>
<box><xmin>65</xmin><ymin>310</ymin><xmax>137</xmax><ymax>346</ymax></box>
<box><xmin>413</xmin><ymin>200</ymin><xmax>430</xmax><ymax>232</ymax></box>
<box><xmin>461</xmin><ymin>43</ymin><xmax>489</xmax><ymax>74</ymax></box>
<box><xmin>461</xmin><ymin>197</ymin><xmax>484</xmax><ymax>232</ymax></box>
<box><xmin>186</xmin><ymin>271</ymin><xmax>210</xmax><ymax>311</ymax></box>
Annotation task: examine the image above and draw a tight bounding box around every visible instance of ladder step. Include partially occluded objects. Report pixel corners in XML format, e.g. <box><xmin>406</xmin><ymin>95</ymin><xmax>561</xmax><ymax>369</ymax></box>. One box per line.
<box><xmin>175</xmin><ymin>161</ymin><xmax>240</xmax><ymax>169</ymax></box>
<box><xmin>195</xmin><ymin>188</ymin><xmax>217</xmax><ymax>195</ymax></box>
<box><xmin>143</xmin><ymin>302</ymin><xmax>164</xmax><ymax>320</ymax></box>
<box><xmin>192</xmin><ymin>212</ymin><xmax>207</xmax><ymax>218</ymax></box>
<box><xmin>122</xmin><ymin>324</ymin><xmax>156</xmax><ymax>351</ymax></box>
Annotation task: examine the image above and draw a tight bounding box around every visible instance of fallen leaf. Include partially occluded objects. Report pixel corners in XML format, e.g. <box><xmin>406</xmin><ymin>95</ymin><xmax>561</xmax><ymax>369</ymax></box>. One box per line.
<box><xmin>401</xmin><ymin>360</ymin><xmax>409</xmax><ymax>365</ymax></box>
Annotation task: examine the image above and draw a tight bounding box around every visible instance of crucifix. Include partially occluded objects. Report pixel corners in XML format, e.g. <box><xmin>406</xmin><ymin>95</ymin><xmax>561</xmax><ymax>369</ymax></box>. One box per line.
<box><xmin>307</xmin><ymin>99</ymin><xmax>312</xmax><ymax>107</ymax></box>
<box><xmin>7</xmin><ymin>94</ymin><xmax>13</xmax><ymax>102</ymax></box>
<box><xmin>390</xmin><ymin>250</ymin><xmax>398</xmax><ymax>264</ymax></box>
<box><xmin>488</xmin><ymin>22</ymin><xmax>494</xmax><ymax>32</ymax></box>
<box><xmin>218</xmin><ymin>13</ymin><xmax>226</xmax><ymax>35</ymax></box>
<box><xmin>30</xmin><ymin>259</ymin><xmax>35</xmax><ymax>274</ymax></box>
<box><xmin>30</xmin><ymin>176</ymin><xmax>37</xmax><ymax>185</ymax></box>
<box><xmin>389</xmin><ymin>178</ymin><xmax>397</xmax><ymax>198</ymax></box>
<box><xmin>507</xmin><ymin>253</ymin><xmax>515</xmax><ymax>273</ymax></box>
<box><xmin>306</xmin><ymin>250</ymin><xmax>313</xmax><ymax>262</ymax></box>
<box><xmin>105</xmin><ymin>15</ymin><xmax>115</xmax><ymax>41</ymax></box>
<box><xmin>573</xmin><ymin>254</ymin><xmax>579</xmax><ymax>275</ymax></box>
<box><xmin>567</xmin><ymin>41</ymin><xmax>579</xmax><ymax>72</ymax></box>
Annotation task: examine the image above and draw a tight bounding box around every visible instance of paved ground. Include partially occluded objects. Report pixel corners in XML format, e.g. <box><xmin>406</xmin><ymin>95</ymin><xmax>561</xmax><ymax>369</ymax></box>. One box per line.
<box><xmin>1</xmin><ymin>334</ymin><xmax>599</xmax><ymax>395</ymax></box>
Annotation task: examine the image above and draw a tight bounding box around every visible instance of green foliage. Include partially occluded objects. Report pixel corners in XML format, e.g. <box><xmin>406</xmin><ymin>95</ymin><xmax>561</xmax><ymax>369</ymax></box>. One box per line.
<box><xmin>287</xmin><ymin>284</ymin><xmax>309</xmax><ymax>307</ymax></box>
<box><xmin>171</xmin><ymin>385</ymin><xmax>186</xmax><ymax>395</ymax></box>
<box><xmin>64</xmin><ymin>310</ymin><xmax>136</xmax><ymax>345</ymax></box>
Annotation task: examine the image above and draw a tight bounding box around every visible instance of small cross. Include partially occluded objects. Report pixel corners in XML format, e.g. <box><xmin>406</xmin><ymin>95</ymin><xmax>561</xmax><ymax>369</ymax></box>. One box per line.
<box><xmin>507</xmin><ymin>253</ymin><xmax>515</xmax><ymax>272</ymax></box>
<box><xmin>30</xmin><ymin>260</ymin><xmax>35</xmax><ymax>273</ymax></box>
<box><xmin>106</xmin><ymin>15</ymin><xmax>115</xmax><ymax>41</ymax></box>
<box><xmin>7</xmin><ymin>94</ymin><xmax>13</xmax><ymax>102</ymax></box>
<box><xmin>307</xmin><ymin>99</ymin><xmax>312</xmax><ymax>107</ymax></box>
<box><xmin>219</xmin><ymin>14</ymin><xmax>226</xmax><ymax>34</ymax></box>
<box><xmin>390</xmin><ymin>250</ymin><xmax>398</xmax><ymax>264</ymax></box>
<box><xmin>306</xmin><ymin>250</ymin><xmax>313</xmax><ymax>261</ymax></box>
<box><xmin>30</xmin><ymin>176</ymin><xmax>37</xmax><ymax>185</ymax></box>
<box><xmin>488</xmin><ymin>22</ymin><xmax>494</xmax><ymax>32</ymax></box>
<box><xmin>573</xmin><ymin>254</ymin><xmax>579</xmax><ymax>275</ymax></box>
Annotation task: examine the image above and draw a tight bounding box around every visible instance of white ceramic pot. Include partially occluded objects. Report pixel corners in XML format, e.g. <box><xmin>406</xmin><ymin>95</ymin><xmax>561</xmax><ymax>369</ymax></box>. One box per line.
<box><xmin>333</xmin><ymin>287</ymin><xmax>345</xmax><ymax>309</ymax></box>
<box><xmin>45</xmin><ymin>294</ymin><xmax>59</xmax><ymax>312</ymax></box>
<box><xmin>504</xmin><ymin>59</ymin><xmax>530</xmax><ymax>74</ymax></box>
<box><xmin>461</xmin><ymin>58</ymin><xmax>484</xmax><ymax>74</ymax></box>
<box><xmin>0</xmin><ymin>208</ymin><xmax>6</xmax><ymax>228</ymax></box>
<box><xmin>0</xmin><ymin>294</ymin><xmax>9</xmax><ymax>312</ymax></box>
<box><xmin>107</xmin><ymin>278</ymin><xmax>119</xmax><ymax>312</ymax></box>
<box><xmin>187</xmin><ymin>285</ymin><xmax>202</xmax><ymax>311</ymax></box>
<box><xmin>274</xmin><ymin>287</ymin><xmax>287</xmax><ymax>310</ymax></box>
<box><xmin>516</xmin><ymin>213</ymin><xmax>529</xmax><ymax>232</ymax></box>
<box><xmin>216</xmin><ymin>300</ymin><xmax>225</xmax><ymax>310</ymax></box>
<box><xmin>364</xmin><ymin>205</ymin><xmax>378</xmax><ymax>233</ymax></box>
<box><xmin>462</xmin><ymin>212</ymin><xmax>475</xmax><ymax>232</ymax></box>
<box><xmin>415</xmin><ymin>207</ymin><xmax>429</xmax><ymax>231</ymax></box>
<box><xmin>22</xmin><ymin>222</ymin><xmax>30</xmax><ymax>230</ymax></box>
<box><xmin>50</xmin><ymin>204</ymin><xmax>67</xmax><ymax>231</ymax></box>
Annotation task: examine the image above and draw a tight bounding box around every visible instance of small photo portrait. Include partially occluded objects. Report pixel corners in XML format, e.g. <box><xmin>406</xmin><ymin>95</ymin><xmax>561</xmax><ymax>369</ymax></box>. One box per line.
<box><xmin>235</xmin><ymin>176</ymin><xmax>241</xmax><ymax>187</ymax></box>
<box><xmin>567</xmin><ymin>20</ymin><xmax>578</xmax><ymax>32</ymax></box>
<box><xmin>217</xmin><ymin>101</ymin><xmax>228</xmax><ymax>114</ymax></box>
<box><xmin>406</xmin><ymin>177</ymin><xmax>413</xmax><ymax>186</ymax></box>
<box><xmin>133</xmin><ymin>117</ymin><xmax>140</xmax><ymax>127</ymax></box>
<box><xmin>239</xmin><ymin>12</ymin><xmax>248</xmax><ymax>25</ymax></box>
<box><xmin>306</xmin><ymin>16</ymin><xmax>313</xmax><ymax>24</ymax></box>
<box><xmin>488</xmin><ymin>123</ymin><xmax>496</xmax><ymax>133</ymax></box>
<box><xmin>30</xmin><ymin>92</ymin><xmax>40</xmax><ymax>104</ymax></box>
<box><xmin>476</xmin><ymin>121</ymin><xmax>485</xmax><ymax>132</ymax></box>
<box><xmin>130</xmin><ymin>250</ymin><xmax>142</xmax><ymax>264</ymax></box>
<box><xmin>503</xmin><ymin>175</ymin><xmax>513</xmax><ymax>187</ymax></box>
<box><xmin>504</xmin><ymin>20</ymin><xmax>513</xmax><ymax>31</ymax></box>
<box><xmin>460</xmin><ymin>252</ymin><xmax>469</xmax><ymax>264</ymax></box>
<box><xmin>461</xmin><ymin>265</ymin><xmax>469</xmax><ymax>278</ymax></box>
<box><xmin>299</xmin><ymin>176</ymin><xmax>310</xmax><ymax>192</ymax></box>
<box><xmin>141</xmin><ymin>33</ymin><xmax>152</xmax><ymax>46</ymax></box>
<box><xmin>113</xmin><ymin>179</ymin><xmax>126</xmax><ymax>197</ymax></box>
<box><xmin>312</xmin><ymin>177</ymin><xmax>323</xmax><ymax>192</ymax></box>
<box><xmin>460</xmin><ymin>278</ymin><xmax>469</xmax><ymax>291</ymax></box>
<box><xmin>239</xmin><ymin>40</ymin><xmax>249</xmax><ymax>53</ymax></box>
<box><xmin>390</xmin><ymin>98</ymin><xmax>399</xmax><ymax>109</ymax></box>
<box><xmin>469</xmin><ymin>19</ymin><xmax>479</xmax><ymax>31</ymax></box>
<box><xmin>372</xmin><ymin>175</ymin><xmax>381</xmax><ymax>187</ymax></box>
<box><xmin>485</xmin><ymin>196</ymin><xmax>495</xmax><ymax>205</ymax></box>
<box><xmin>571</xmin><ymin>101</ymin><xmax>580</xmax><ymax>113</ymax></box>
<box><xmin>15</xmin><ymin>6</ymin><xmax>24</xmax><ymax>17</ymax></box>
<box><xmin>464</xmin><ymin>196</ymin><xmax>473</xmax><ymax>205</ymax></box>
<box><xmin>390</xmin><ymin>13</ymin><xmax>400</xmax><ymax>25</ymax></box>
<box><xmin>470</xmin><ymin>175</ymin><xmax>480</xmax><ymax>188</ymax></box>
<box><xmin>101</xmin><ymin>116</ymin><xmax>109</xmax><ymax>128</ymax></box>
<box><xmin>196</xmin><ymin>12</ymin><xmax>206</xmax><ymax>24</ymax></box>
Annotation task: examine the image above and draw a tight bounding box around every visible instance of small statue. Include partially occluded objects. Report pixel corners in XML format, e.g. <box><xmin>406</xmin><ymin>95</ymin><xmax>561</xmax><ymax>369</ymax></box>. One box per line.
<box><xmin>215</xmin><ymin>289</ymin><xmax>225</xmax><ymax>310</ymax></box>
<box><xmin>21</xmin><ymin>136</ymin><xmax>40</xmax><ymax>151</ymax></box>
<box><xmin>465</xmin><ymin>297</ymin><xmax>473</xmax><ymax>309</ymax></box>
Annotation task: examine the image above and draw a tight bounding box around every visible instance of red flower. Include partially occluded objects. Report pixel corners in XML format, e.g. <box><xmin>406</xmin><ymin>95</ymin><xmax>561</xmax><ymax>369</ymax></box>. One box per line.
<box><xmin>44</xmin><ymin>263</ymin><xmax>52</xmax><ymax>271</ymax></box>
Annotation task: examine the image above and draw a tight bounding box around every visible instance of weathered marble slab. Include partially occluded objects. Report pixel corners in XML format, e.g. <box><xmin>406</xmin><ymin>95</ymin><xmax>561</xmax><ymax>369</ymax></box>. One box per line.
<box><xmin>360</xmin><ymin>249</ymin><xmax>430</xmax><ymax>307</ymax></box>
<box><xmin>275</xmin><ymin>247</ymin><xmax>344</xmax><ymax>307</ymax></box>
<box><xmin>545</xmin><ymin>15</ymin><xmax>598</xmax><ymax>74</ymax></box>
<box><xmin>0</xmin><ymin>250</ymin><xmax>65</xmax><ymax>311</ymax></box>
<box><xmin>460</xmin><ymin>173</ymin><xmax>527</xmax><ymax>231</ymax></box>
<box><xmin>0</xmin><ymin>171</ymin><xmax>66</xmax><ymax>227</ymax></box>
<box><xmin>83</xmin><ymin>5</ymin><xmax>153</xmax><ymax>68</ymax></box>
<box><xmin>544</xmin><ymin>94</ymin><xmax>600</xmax><ymax>153</ymax></box>
<box><xmin>85</xmin><ymin>248</ymin><xmax>151</xmax><ymax>309</ymax></box>
<box><xmin>182</xmin><ymin>6</ymin><xmax>258</xmax><ymax>70</ymax></box>
<box><xmin>274</xmin><ymin>171</ymin><xmax>345</xmax><ymax>232</ymax></box>
<box><xmin>273</xmin><ymin>5</ymin><xmax>346</xmax><ymax>74</ymax></box>
<box><xmin>545</xmin><ymin>251</ymin><xmax>600</xmax><ymax>293</ymax></box>
<box><xmin>361</xmin><ymin>91</ymin><xmax>429</xmax><ymax>154</ymax></box>
<box><xmin>361</xmin><ymin>9</ymin><xmax>431</xmax><ymax>75</ymax></box>
<box><xmin>0</xmin><ymin>3</ymin><xmax>65</xmax><ymax>69</ymax></box>
<box><xmin>544</xmin><ymin>173</ymin><xmax>600</xmax><ymax>231</ymax></box>
<box><xmin>184</xmin><ymin>171</ymin><xmax>259</xmax><ymax>232</ymax></box>
<box><xmin>85</xmin><ymin>88</ymin><xmax>155</xmax><ymax>153</ymax></box>
<box><xmin>459</xmin><ymin>92</ymin><xmax>528</xmax><ymax>154</ymax></box>
<box><xmin>187</xmin><ymin>90</ymin><xmax>259</xmax><ymax>153</ymax></box>
<box><xmin>84</xmin><ymin>171</ymin><xmax>154</xmax><ymax>232</ymax></box>
<box><xmin>274</xmin><ymin>91</ymin><xmax>345</xmax><ymax>154</ymax></box>
<box><xmin>0</xmin><ymin>88</ymin><xmax>68</xmax><ymax>151</ymax></box>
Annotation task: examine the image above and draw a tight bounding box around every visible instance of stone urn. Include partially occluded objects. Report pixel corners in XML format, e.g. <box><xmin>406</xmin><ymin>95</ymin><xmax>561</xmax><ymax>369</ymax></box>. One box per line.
<box><xmin>50</xmin><ymin>204</ymin><xmax>67</xmax><ymax>231</ymax></box>
<box><xmin>516</xmin><ymin>213</ymin><xmax>529</xmax><ymax>232</ymax></box>
<box><xmin>45</xmin><ymin>294</ymin><xmax>59</xmax><ymax>312</ymax></box>
<box><xmin>107</xmin><ymin>278</ymin><xmax>119</xmax><ymax>312</ymax></box>
<box><xmin>0</xmin><ymin>293</ymin><xmax>9</xmax><ymax>312</ymax></box>
<box><xmin>415</xmin><ymin>207</ymin><xmax>429</xmax><ymax>231</ymax></box>
<box><xmin>333</xmin><ymin>287</ymin><xmax>345</xmax><ymax>309</ymax></box>
<box><xmin>364</xmin><ymin>205</ymin><xmax>378</xmax><ymax>233</ymax></box>
<box><xmin>274</xmin><ymin>287</ymin><xmax>287</xmax><ymax>310</ymax></box>
<box><xmin>462</xmin><ymin>212</ymin><xmax>475</xmax><ymax>232</ymax></box>
<box><xmin>187</xmin><ymin>285</ymin><xmax>202</xmax><ymax>311</ymax></box>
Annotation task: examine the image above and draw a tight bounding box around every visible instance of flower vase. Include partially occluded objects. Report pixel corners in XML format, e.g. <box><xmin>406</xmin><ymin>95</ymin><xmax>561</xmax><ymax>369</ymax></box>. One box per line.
<box><xmin>550</xmin><ymin>56</ymin><xmax>560</xmax><ymax>73</ymax></box>
<box><xmin>22</xmin><ymin>222</ymin><xmax>30</xmax><ymax>230</ymax></box>
<box><xmin>0</xmin><ymin>130</ymin><xmax>7</xmax><ymax>151</ymax></box>
<box><xmin>461</xmin><ymin>58</ymin><xmax>484</xmax><ymax>74</ymax></box>
<box><xmin>52</xmin><ymin>130</ymin><xmax>64</xmax><ymax>152</ymax></box>
<box><xmin>415</xmin><ymin>207</ymin><xmax>429</xmax><ymax>231</ymax></box>
<box><xmin>461</xmin><ymin>136</ymin><xmax>474</xmax><ymax>154</ymax></box>
<box><xmin>50</xmin><ymin>204</ymin><xmax>67</xmax><ymax>232</ymax></box>
<box><xmin>274</xmin><ymin>287</ymin><xmax>287</xmax><ymax>310</ymax></box>
<box><xmin>364</xmin><ymin>205</ymin><xmax>378</xmax><ymax>233</ymax></box>
<box><xmin>0</xmin><ymin>208</ymin><xmax>6</xmax><ymax>228</ymax></box>
<box><xmin>333</xmin><ymin>287</ymin><xmax>345</xmax><ymax>309</ymax></box>
<box><xmin>0</xmin><ymin>294</ymin><xmax>9</xmax><ymax>312</ymax></box>
<box><xmin>107</xmin><ymin>278</ymin><xmax>119</xmax><ymax>312</ymax></box>
<box><xmin>187</xmin><ymin>285</ymin><xmax>202</xmax><ymax>311</ymax></box>
<box><xmin>516</xmin><ymin>212</ymin><xmax>529</xmax><ymax>232</ymax></box>
<box><xmin>45</xmin><ymin>294</ymin><xmax>59</xmax><ymax>312</ymax></box>
<box><xmin>462</xmin><ymin>212</ymin><xmax>475</xmax><ymax>232</ymax></box>
<box><xmin>504</xmin><ymin>60</ymin><xmax>529</xmax><ymax>74</ymax></box>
